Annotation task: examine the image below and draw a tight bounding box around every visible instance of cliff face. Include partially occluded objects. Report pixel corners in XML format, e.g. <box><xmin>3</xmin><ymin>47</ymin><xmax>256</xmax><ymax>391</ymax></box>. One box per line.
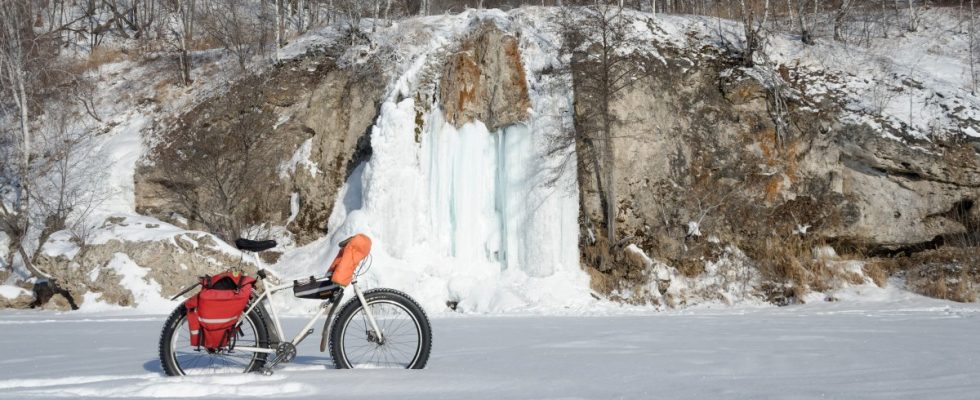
<box><xmin>135</xmin><ymin>49</ymin><xmax>387</xmax><ymax>245</ymax></box>
<box><xmin>136</xmin><ymin>21</ymin><xmax>535</xmax><ymax>247</ymax></box>
<box><xmin>124</xmin><ymin>9</ymin><xmax>979</xmax><ymax>310</ymax></box>
<box><xmin>439</xmin><ymin>22</ymin><xmax>531</xmax><ymax>131</ymax></box>
<box><xmin>574</xmin><ymin>31</ymin><xmax>980</xmax><ymax>305</ymax></box>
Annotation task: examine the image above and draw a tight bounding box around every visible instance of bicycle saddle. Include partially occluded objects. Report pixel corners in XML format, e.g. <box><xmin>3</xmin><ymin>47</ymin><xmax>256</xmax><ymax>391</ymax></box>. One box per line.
<box><xmin>234</xmin><ymin>238</ymin><xmax>277</xmax><ymax>252</ymax></box>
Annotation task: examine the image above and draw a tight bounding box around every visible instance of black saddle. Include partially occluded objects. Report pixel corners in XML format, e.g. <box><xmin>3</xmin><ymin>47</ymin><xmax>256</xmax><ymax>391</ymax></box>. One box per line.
<box><xmin>234</xmin><ymin>238</ymin><xmax>277</xmax><ymax>252</ymax></box>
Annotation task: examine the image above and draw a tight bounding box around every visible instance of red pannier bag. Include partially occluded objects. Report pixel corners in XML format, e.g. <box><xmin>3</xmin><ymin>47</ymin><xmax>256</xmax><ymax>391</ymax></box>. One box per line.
<box><xmin>184</xmin><ymin>271</ymin><xmax>256</xmax><ymax>349</ymax></box>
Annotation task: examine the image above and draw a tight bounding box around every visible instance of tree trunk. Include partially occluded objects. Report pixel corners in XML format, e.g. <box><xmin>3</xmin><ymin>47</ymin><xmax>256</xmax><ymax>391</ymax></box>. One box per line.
<box><xmin>275</xmin><ymin>0</ymin><xmax>283</xmax><ymax>59</ymax></box>
<box><xmin>297</xmin><ymin>0</ymin><xmax>305</xmax><ymax>33</ymax></box>
<box><xmin>906</xmin><ymin>0</ymin><xmax>917</xmax><ymax>32</ymax></box>
<box><xmin>4</xmin><ymin>64</ymin><xmax>31</xmax><ymax>218</ymax></box>
<box><xmin>833</xmin><ymin>0</ymin><xmax>850</xmax><ymax>42</ymax></box>
<box><xmin>971</xmin><ymin>0</ymin><xmax>977</xmax><ymax>94</ymax></box>
<box><xmin>798</xmin><ymin>0</ymin><xmax>813</xmax><ymax>44</ymax></box>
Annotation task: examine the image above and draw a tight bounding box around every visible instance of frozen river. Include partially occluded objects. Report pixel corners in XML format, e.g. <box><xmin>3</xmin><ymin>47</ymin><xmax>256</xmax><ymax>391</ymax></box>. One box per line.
<box><xmin>1</xmin><ymin>299</ymin><xmax>979</xmax><ymax>399</ymax></box>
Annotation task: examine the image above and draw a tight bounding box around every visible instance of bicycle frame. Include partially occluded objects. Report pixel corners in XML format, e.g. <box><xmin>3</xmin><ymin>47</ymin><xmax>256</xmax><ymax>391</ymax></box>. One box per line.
<box><xmin>230</xmin><ymin>251</ymin><xmax>385</xmax><ymax>356</ymax></box>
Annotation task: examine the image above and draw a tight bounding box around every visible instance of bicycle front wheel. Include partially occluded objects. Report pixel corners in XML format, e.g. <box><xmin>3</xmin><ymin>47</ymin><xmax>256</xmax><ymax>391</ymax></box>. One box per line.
<box><xmin>158</xmin><ymin>304</ymin><xmax>269</xmax><ymax>376</ymax></box>
<box><xmin>329</xmin><ymin>288</ymin><xmax>432</xmax><ymax>369</ymax></box>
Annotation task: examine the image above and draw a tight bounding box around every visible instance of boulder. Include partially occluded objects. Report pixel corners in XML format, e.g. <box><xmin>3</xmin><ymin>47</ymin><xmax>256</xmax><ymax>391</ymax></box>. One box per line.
<box><xmin>34</xmin><ymin>216</ymin><xmax>254</xmax><ymax>308</ymax></box>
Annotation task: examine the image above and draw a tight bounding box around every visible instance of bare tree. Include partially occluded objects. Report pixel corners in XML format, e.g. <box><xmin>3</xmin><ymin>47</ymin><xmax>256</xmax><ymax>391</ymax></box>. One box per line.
<box><xmin>906</xmin><ymin>0</ymin><xmax>920</xmax><ymax>32</ymax></box>
<box><xmin>1</xmin><ymin>1</ymin><xmax>110</xmax><ymax>308</ymax></box>
<box><xmin>274</xmin><ymin>0</ymin><xmax>291</xmax><ymax>59</ymax></box>
<box><xmin>149</xmin><ymin>115</ymin><xmax>284</xmax><ymax>242</ymax></box>
<box><xmin>337</xmin><ymin>0</ymin><xmax>371</xmax><ymax>44</ymax></box>
<box><xmin>971</xmin><ymin>0</ymin><xmax>977</xmax><ymax>94</ymax></box>
<box><xmin>737</xmin><ymin>0</ymin><xmax>771</xmax><ymax>67</ymax></box>
<box><xmin>559</xmin><ymin>5</ymin><xmax>649</xmax><ymax>264</ymax></box>
<box><xmin>796</xmin><ymin>0</ymin><xmax>818</xmax><ymax>44</ymax></box>
<box><xmin>28</xmin><ymin>105</ymin><xmax>110</xmax><ymax>257</ymax></box>
<box><xmin>833</xmin><ymin>0</ymin><xmax>852</xmax><ymax>42</ymax></box>
<box><xmin>0</xmin><ymin>0</ymin><xmax>39</xmax><ymax>259</ymax></box>
<box><xmin>202</xmin><ymin>0</ymin><xmax>263</xmax><ymax>71</ymax></box>
<box><xmin>163</xmin><ymin>0</ymin><xmax>197</xmax><ymax>85</ymax></box>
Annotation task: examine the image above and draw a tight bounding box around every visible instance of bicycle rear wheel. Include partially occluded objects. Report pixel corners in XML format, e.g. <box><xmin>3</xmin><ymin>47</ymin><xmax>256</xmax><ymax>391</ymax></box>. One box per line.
<box><xmin>158</xmin><ymin>304</ymin><xmax>269</xmax><ymax>376</ymax></box>
<box><xmin>329</xmin><ymin>288</ymin><xmax>432</xmax><ymax>369</ymax></box>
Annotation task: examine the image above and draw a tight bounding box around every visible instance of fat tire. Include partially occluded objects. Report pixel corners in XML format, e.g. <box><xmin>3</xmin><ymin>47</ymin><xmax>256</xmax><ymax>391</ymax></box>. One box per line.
<box><xmin>329</xmin><ymin>288</ymin><xmax>432</xmax><ymax>369</ymax></box>
<box><xmin>158</xmin><ymin>304</ymin><xmax>269</xmax><ymax>376</ymax></box>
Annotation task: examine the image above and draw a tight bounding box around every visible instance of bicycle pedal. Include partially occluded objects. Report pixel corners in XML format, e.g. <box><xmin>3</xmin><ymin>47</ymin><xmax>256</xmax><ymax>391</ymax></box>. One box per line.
<box><xmin>259</xmin><ymin>367</ymin><xmax>274</xmax><ymax>376</ymax></box>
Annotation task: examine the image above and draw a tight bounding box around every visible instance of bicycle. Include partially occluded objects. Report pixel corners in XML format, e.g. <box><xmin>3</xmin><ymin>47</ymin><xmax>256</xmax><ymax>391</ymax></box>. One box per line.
<box><xmin>157</xmin><ymin>235</ymin><xmax>432</xmax><ymax>376</ymax></box>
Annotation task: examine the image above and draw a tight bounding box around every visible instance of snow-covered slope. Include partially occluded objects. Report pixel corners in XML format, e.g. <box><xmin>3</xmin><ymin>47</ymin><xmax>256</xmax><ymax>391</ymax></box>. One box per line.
<box><xmin>671</xmin><ymin>8</ymin><xmax>980</xmax><ymax>141</ymax></box>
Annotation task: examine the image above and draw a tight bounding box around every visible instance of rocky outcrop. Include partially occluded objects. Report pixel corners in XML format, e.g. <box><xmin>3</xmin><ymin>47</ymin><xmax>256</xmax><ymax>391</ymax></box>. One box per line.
<box><xmin>575</xmin><ymin>40</ymin><xmax>980</xmax><ymax>302</ymax></box>
<box><xmin>289</xmin><ymin>66</ymin><xmax>387</xmax><ymax>243</ymax></box>
<box><xmin>124</xmin><ymin>10</ymin><xmax>978</xmax><ymax>308</ymax></box>
<box><xmin>136</xmin><ymin>48</ymin><xmax>387</xmax><ymax>245</ymax></box>
<box><xmin>833</xmin><ymin>130</ymin><xmax>980</xmax><ymax>248</ymax></box>
<box><xmin>439</xmin><ymin>23</ymin><xmax>531</xmax><ymax>131</ymax></box>
<box><xmin>137</xmin><ymin>22</ymin><xmax>533</xmax><ymax>246</ymax></box>
<box><xmin>33</xmin><ymin>217</ymin><xmax>253</xmax><ymax>309</ymax></box>
<box><xmin>0</xmin><ymin>287</ymin><xmax>33</xmax><ymax>309</ymax></box>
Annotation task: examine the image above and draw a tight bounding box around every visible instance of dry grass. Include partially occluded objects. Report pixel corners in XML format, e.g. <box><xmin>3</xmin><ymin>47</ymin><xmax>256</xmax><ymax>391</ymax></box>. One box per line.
<box><xmin>913</xmin><ymin>269</ymin><xmax>977</xmax><ymax>303</ymax></box>
<box><xmin>69</xmin><ymin>47</ymin><xmax>129</xmax><ymax>74</ymax></box>
<box><xmin>744</xmin><ymin>232</ymin><xmax>879</xmax><ymax>303</ymax></box>
<box><xmin>902</xmin><ymin>247</ymin><xmax>980</xmax><ymax>303</ymax></box>
<box><xmin>862</xmin><ymin>262</ymin><xmax>888</xmax><ymax>288</ymax></box>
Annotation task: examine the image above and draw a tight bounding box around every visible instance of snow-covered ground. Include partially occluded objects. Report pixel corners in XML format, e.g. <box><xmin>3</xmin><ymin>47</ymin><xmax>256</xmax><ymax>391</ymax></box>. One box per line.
<box><xmin>1</xmin><ymin>293</ymin><xmax>979</xmax><ymax>399</ymax></box>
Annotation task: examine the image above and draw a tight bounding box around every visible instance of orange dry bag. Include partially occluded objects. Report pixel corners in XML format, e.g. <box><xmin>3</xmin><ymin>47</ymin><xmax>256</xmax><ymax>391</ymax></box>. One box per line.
<box><xmin>328</xmin><ymin>234</ymin><xmax>372</xmax><ymax>286</ymax></box>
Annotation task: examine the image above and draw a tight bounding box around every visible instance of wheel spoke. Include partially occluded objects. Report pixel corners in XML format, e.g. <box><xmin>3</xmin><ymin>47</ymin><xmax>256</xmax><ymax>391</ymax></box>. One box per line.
<box><xmin>169</xmin><ymin>312</ymin><xmax>265</xmax><ymax>376</ymax></box>
<box><xmin>341</xmin><ymin>298</ymin><xmax>422</xmax><ymax>369</ymax></box>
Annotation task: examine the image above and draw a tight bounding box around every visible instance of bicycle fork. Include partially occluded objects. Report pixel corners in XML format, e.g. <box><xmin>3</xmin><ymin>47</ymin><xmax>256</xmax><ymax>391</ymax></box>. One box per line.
<box><xmin>351</xmin><ymin>282</ymin><xmax>385</xmax><ymax>344</ymax></box>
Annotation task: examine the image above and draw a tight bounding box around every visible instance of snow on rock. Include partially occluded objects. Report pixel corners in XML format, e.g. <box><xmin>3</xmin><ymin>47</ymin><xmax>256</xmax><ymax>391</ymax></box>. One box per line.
<box><xmin>621</xmin><ymin>243</ymin><xmax>762</xmax><ymax>308</ymax></box>
<box><xmin>0</xmin><ymin>285</ymin><xmax>30</xmax><ymax>300</ymax></box>
<box><xmin>82</xmin><ymin>253</ymin><xmax>176</xmax><ymax>313</ymax></box>
<box><xmin>33</xmin><ymin>215</ymin><xmax>251</xmax><ymax>311</ymax></box>
<box><xmin>0</xmin><ymin>285</ymin><xmax>32</xmax><ymax>309</ymax></box>
<box><xmin>0</xmin><ymin>231</ymin><xmax>8</xmax><ymax>269</ymax></box>
<box><xmin>679</xmin><ymin>8</ymin><xmax>980</xmax><ymax>142</ymax></box>
<box><xmin>279</xmin><ymin>138</ymin><xmax>319</xmax><ymax>179</ymax></box>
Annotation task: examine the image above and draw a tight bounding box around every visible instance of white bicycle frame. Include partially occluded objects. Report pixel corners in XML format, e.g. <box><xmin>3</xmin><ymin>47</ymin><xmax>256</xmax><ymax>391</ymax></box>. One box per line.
<box><xmin>231</xmin><ymin>252</ymin><xmax>384</xmax><ymax>356</ymax></box>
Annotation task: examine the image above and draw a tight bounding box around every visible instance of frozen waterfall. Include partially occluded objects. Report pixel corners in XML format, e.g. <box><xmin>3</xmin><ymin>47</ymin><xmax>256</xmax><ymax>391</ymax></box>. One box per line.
<box><xmin>315</xmin><ymin>97</ymin><xmax>589</xmax><ymax>313</ymax></box>
<box><xmin>274</xmin><ymin>14</ymin><xmax>594</xmax><ymax>314</ymax></box>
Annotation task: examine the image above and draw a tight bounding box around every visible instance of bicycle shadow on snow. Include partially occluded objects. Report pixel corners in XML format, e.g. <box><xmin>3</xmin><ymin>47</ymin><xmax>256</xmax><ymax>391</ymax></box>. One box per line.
<box><xmin>142</xmin><ymin>356</ymin><xmax>337</xmax><ymax>375</ymax></box>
